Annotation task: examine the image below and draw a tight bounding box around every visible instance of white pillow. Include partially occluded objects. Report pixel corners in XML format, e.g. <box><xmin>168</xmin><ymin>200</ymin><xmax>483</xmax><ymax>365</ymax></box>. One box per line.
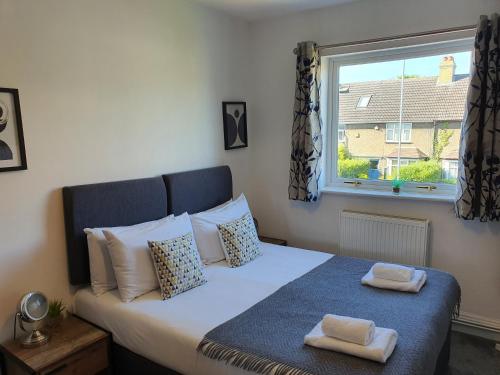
<box><xmin>84</xmin><ymin>216</ymin><xmax>175</xmax><ymax>296</ymax></box>
<box><xmin>190</xmin><ymin>194</ymin><xmax>252</xmax><ymax>264</ymax></box>
<box><xmin>84</xmin><ymin>228</ymin><xmax>118</xmax><ymax>296</ymax></box>
<box><xmin>103</xmin><ymin>213</ymin><xmax>197</xmax><ymax>302</ymax></box>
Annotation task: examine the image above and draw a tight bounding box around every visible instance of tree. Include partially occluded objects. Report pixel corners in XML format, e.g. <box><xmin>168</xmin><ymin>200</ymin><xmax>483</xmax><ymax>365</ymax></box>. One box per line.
<box><xmin>433</xmin><ymin>123</ymin><xmax>453</xmax><ymax>160</ymax></box>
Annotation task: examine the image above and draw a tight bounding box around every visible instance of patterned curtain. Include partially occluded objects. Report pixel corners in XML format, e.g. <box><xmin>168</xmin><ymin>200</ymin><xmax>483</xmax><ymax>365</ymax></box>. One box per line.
<box><xmin>455</xmin><ymin>14</ymin><xmax>500</xmax><ymax>221</ymax></box>
<box><xmin>288</xmin><ymin>42</ymin><xmax>323</xmax><ymax>202</ymax></box>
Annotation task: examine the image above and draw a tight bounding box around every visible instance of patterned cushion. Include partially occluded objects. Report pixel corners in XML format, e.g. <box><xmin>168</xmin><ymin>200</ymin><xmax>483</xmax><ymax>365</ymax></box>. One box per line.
<box><xmin>148</xmin><ymin>233</ymin><xmax>206</xmax><ymax>300</ymax></box>
<box><xmin>217</xmin><ymin>213</ymin><xmax>261</xmax><ymax>267</ymax></box>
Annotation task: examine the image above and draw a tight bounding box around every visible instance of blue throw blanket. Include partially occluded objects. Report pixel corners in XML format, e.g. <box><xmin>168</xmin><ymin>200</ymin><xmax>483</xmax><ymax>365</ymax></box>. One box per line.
<box><xmin>198</xmin><ymin>256</ymin><xmax>460</xmax><ymax>375</ymax></box>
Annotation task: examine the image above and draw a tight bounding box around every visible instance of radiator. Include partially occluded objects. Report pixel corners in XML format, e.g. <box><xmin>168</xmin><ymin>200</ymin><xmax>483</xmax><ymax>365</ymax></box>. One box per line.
<box><xmin>339</xmin><ymin>210</ymin><xmax>430</xmax><ymax>266</ymax></box>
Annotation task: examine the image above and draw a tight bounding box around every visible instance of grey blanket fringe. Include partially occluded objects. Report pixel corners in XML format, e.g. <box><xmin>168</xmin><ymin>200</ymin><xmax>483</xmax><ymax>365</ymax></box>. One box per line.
<box><xmin>198</xmin><ymin>338</ymin><xmax>313</xmax><ymax>375</ymax></box>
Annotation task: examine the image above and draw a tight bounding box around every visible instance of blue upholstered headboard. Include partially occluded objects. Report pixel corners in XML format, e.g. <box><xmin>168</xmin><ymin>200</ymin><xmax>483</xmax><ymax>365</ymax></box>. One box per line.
<box><xmin>62</xmin><ymin>177</ymin><xmax>168</xmax><ymax>285</ymax></box>
<box><xmin>162</xmin><ymin>166</ymin><xmax>232</xmax><ymax>216</ymax></box>
<box><xmin>63</xmin><ymin>166</ymin><xmax>232</xmax><ymax>285</ymax></box>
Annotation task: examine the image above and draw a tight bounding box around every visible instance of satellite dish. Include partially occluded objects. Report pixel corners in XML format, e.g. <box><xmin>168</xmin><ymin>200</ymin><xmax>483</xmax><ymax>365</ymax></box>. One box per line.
<box><xmin>15</xmin><ymin>292</ymin><xmax>50</xmax><ymax>347</ymax></box>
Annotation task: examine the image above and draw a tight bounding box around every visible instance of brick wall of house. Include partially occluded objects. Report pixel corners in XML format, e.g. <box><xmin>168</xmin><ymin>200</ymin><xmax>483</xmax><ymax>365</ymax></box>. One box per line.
<box><xmin>344</xmin><ymin>121</ymin><xmax>461</xmax><ymax>161</ymax></box>
<box><xmin>344</xmin><ymin>122</ymin><xmax>435</xmax><ymax>159</ymax></box>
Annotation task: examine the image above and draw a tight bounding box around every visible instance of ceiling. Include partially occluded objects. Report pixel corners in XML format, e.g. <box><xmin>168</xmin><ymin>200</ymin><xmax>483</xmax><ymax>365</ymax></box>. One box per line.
<box><xmin>194</xmin><ymin>0</ymin><xmax>357</xmax><ymax>21</ymax></box>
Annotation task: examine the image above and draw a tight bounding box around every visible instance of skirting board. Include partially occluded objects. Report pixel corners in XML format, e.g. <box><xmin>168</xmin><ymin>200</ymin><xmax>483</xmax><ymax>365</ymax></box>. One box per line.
<box><xmin>453</xmin><ymin>311</ymin><xmax>500</xmax><ymax>344</ymax></box>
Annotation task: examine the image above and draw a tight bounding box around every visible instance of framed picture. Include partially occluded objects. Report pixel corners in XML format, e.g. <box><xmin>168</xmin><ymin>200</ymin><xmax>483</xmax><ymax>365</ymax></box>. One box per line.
<box><xmin>222</xmin><ymin>101</ymin><xmax>247</xmax><ymax>150</ymax></box>
<box><xmin>0</xmin><ymin>88</ymin><xmax>27</xmax><ymax>172</ymax></box>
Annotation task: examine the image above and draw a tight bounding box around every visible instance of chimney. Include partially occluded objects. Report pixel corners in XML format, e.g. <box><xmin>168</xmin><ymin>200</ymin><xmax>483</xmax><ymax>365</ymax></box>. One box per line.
<box><xmin>437</xmin><ymin>55</ymin><xmax>456</xmax><ymax>84</ymax></box>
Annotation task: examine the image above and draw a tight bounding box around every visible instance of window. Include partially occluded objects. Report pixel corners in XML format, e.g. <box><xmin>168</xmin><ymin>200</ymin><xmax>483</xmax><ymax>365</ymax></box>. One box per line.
<box><xmin>356</xmin><ymin>95</ymin><xmax>371</xmax><ymax>108</ymax></box>
<box><xmin>387</xmin><ymin>158</ymin><xmax>417</xmax><ymax>177</ymax></box>
<box><xmin>442</xmin><ymin>160</ymin><xmax>458</xmax><ymax>180</ymax></box>
<box><xmin>386</xmin><ymin>123</ymin><xmax>412</xmax><ymax>143</ymax></box>
<box><xmin>326</xmin><ymin>36</ymin><xmax>473</xmax><ymax>196</ymax></box>
<box><xmin>338</xmin><ymin>124</ymin><xmax>346</xmax><ymax>143</ymax></box>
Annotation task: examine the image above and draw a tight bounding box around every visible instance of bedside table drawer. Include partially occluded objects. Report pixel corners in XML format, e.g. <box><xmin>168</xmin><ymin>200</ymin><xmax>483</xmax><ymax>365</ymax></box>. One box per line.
<box><xmin>40</xmin><ymin>339</ymin><xmax>108</xmax><ymax>375</ymax></box>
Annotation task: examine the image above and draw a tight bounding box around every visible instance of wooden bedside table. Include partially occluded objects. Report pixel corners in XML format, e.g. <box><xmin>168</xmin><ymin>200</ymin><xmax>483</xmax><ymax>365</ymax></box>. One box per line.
<box><xmin>259</xmin><ymin>236</ymin><xmax>287</xmax><ymax>246</ymax></box>
<box><xmin>0</xmin><ymin>315</ymin><xmax>110</xmax><ymax>375</ymax></box>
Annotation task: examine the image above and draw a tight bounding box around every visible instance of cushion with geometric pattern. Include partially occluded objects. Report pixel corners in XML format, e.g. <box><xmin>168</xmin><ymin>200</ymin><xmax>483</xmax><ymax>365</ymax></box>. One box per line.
<box><xmin>148</xmin><ymin>232</ymin><xmax>207</xmax><ymax>300</ymax></box>
<box><xmin>217</xmin><ymin>213</ymin><xmax>261</xmax><ymax>267</ymax></box>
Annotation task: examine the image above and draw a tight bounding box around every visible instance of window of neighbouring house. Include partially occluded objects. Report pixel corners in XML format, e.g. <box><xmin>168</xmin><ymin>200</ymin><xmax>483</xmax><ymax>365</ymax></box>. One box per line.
<box><xmin>338</xmin><ymin>124</ymin><xmax>346</xmax><ymax>143</ymax></box>
<box><xmin>387</xmin><ymin>158</ymin><xmax>417</xmax><ymax>177</ymax></box>
<box><xmin>442</xmin><ymin>160</ymin><xmax>459</xmax><ymax>180</ymax></box>
<box><xmin>356</xmin><ymin>95</ymin><xmax>371</xmax><ymax>108</ymax></box>
<box><xmin>326</xmin><ymin>36</ymin><xmax>473</xmax><ymax>195</ymax></box>
<box><xmin>386</xmin><ymin>123</ymin><xmax>412</xmax><ymax>143</ymax></box>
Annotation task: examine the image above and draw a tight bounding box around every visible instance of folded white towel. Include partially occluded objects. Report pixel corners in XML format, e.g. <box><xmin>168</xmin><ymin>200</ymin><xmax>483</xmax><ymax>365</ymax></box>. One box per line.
<box><xmin>362</xmin><ymin>269</ymin><xmax>427</xmax><ymax>293</ymax></box>
<box><xmin>372</xmin><ymin>262</ymin><xmax>415</xmax><ymax>282</ymax></box>
<box><xmin>321</xmin><ymin>314</ymin><xmax>375</xmax><ymax>346</ymax></box>
<box><xmin>305</xmin><ymin>322</ymin><xmax>398</xmax><ymax>363</ymax></box>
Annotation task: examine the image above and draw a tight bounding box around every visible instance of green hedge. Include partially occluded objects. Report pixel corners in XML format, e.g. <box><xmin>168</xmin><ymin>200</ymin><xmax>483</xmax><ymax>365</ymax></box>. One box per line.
<box><xmin>338</xmin><ymin>159</ymin><xmax>370</xmax><ymax>179</ymax></box>
<box><xmin>338</xmin><ymin>144</ymin><xmax>350</xmax><ymax>161</ymax></box>
<box><xmin>399</xmin><ymin>160</ymin><xmax>442</xmax><ymax>182</ymax></box>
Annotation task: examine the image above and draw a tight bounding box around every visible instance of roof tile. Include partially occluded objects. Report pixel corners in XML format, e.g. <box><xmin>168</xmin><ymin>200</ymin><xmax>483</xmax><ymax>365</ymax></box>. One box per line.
<box><xmin>338</xmin><ymin>75</ymin><xmax>469</xmax><ymax>124</ymax></box>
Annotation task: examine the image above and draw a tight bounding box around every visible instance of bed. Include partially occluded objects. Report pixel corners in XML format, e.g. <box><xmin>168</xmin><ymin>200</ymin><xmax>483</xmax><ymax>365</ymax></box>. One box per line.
<box><xmin>63</xmin><ymin>166</ymin><xmax>456</xmax><ymax>375</ymax></box>
<box><xmin>74</xmin><ymin>243</ymin><xmax>331</xmax><ymax>375</ymax></box>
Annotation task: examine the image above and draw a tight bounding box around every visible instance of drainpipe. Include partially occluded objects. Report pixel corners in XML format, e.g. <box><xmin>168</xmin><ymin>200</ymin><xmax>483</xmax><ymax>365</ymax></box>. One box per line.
<box><xmin>396</xmin><ymin>60</ymin><xmax>405</xmax><ymax>180</ymax></box>
<box><xmin>433</xmin><ymin>120</ymin><xmax>437</xmax><ymax>160</ymax></box>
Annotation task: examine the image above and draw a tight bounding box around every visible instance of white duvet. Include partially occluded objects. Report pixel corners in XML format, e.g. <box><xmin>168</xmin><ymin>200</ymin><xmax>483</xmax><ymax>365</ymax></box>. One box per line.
<box><xmin>74</xmin><ymin>242</ymin><xmax>333</xmax><ymax>375</ymax></box>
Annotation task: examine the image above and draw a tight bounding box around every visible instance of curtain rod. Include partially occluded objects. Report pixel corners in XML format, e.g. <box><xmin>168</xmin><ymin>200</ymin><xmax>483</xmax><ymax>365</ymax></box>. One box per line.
<box><xmin>293</xmin><ymin>24</ymin><xmax>477</xmax><ymax>54</ymax></box>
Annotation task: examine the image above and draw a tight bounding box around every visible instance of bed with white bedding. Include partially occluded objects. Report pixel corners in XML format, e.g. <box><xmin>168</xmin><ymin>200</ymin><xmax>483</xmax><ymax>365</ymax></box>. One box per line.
<box><xmin>74</xmin><ymin>243</ymin><xmax>332</xmax><ymax>375</ymax></box>
<box><xmin>63</xmin><ymin>165</ymin><xmax>456</xmax><ymax>375</ymax></box>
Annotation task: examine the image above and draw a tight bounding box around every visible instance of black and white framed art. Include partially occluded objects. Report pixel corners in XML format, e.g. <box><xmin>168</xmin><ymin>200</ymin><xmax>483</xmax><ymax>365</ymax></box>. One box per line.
<box><xmin>222</xmin><ymin>101</ymin><xmax>247</xmax><ymax>150</ymax></box>
<box><xmin>0</xmin><ymin>88</ymin><xmax>27</xmax><ymax>172</ymax></box>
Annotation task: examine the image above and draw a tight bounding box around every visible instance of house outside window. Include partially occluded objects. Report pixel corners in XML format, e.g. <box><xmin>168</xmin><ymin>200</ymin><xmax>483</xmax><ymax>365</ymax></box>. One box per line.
<box><xmin>386</xmin><ymin>123</ymin><xmax>412</xmax><ymax>143</ymax></box>
<box><xmin>325</xmin><ymin>36</ymin><xmax>473</xmax><ymax>197</ymax></box>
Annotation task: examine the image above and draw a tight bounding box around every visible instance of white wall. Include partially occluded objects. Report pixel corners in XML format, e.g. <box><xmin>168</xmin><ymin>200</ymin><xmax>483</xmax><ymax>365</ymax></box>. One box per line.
<box><xmin>249</xmin><ymin>0</ymin><xmax>500</xmax><ymax>323</ymax></box>
<box><xmin>0</xmin><ymin>0</ymin><xmax>252</xmax><ymax>342</ymax></box>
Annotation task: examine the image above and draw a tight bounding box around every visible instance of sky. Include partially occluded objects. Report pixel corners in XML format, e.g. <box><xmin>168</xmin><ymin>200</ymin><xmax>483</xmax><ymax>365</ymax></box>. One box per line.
<box><xmin>339</xmin><ymin>51</ymin><xmax>472</xmax><ymax>84</ymax></box>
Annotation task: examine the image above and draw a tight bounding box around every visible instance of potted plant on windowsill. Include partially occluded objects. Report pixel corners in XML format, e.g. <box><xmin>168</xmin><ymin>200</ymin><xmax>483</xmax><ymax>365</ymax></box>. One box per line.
<box><xmin>392</xmin><ymin>179</ymin><xmax>404</xmax><ymax>194</ymax></box>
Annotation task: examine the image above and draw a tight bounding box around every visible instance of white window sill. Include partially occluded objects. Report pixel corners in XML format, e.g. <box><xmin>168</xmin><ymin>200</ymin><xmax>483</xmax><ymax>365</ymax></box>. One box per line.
<box><xmin>321</xmin><ymin>185</ymin><xmax>455</xmax><ymax>203</ymax></box>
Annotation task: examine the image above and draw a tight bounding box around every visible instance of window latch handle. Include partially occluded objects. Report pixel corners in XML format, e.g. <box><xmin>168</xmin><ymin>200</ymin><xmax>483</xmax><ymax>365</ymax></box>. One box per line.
<box><xmin>344</xmin><ymin>180</ymin><xmax>362</xmax><ymax>187</ymax></box>
<box><xmin>417</xmin><ymin>185</ymin><xmax>437</xmax><ymax>191</ymax></box>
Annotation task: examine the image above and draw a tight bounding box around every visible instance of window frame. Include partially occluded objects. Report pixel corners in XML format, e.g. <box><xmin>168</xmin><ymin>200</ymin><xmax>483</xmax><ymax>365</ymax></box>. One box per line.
<box><xmin>323</xmin><ymin>37</ymin><xmax>474</xmax><ymax>198</ymax></box>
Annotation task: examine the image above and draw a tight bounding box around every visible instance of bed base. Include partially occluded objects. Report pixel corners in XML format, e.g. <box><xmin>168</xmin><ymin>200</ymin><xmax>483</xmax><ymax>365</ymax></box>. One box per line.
<box><xmin>108</xmin><ymin>326</ymin><xmax>452</xmax><ymax>375</ymax></box>
<box><xmin>111</xmin><ymin>343</ymin><xmax>180</xmax><ymax>375</ymax></box>
<box><xmin>434</xmin><ymin>324</ymin><xmax>452</xmax><ymax>375</ymax></box>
